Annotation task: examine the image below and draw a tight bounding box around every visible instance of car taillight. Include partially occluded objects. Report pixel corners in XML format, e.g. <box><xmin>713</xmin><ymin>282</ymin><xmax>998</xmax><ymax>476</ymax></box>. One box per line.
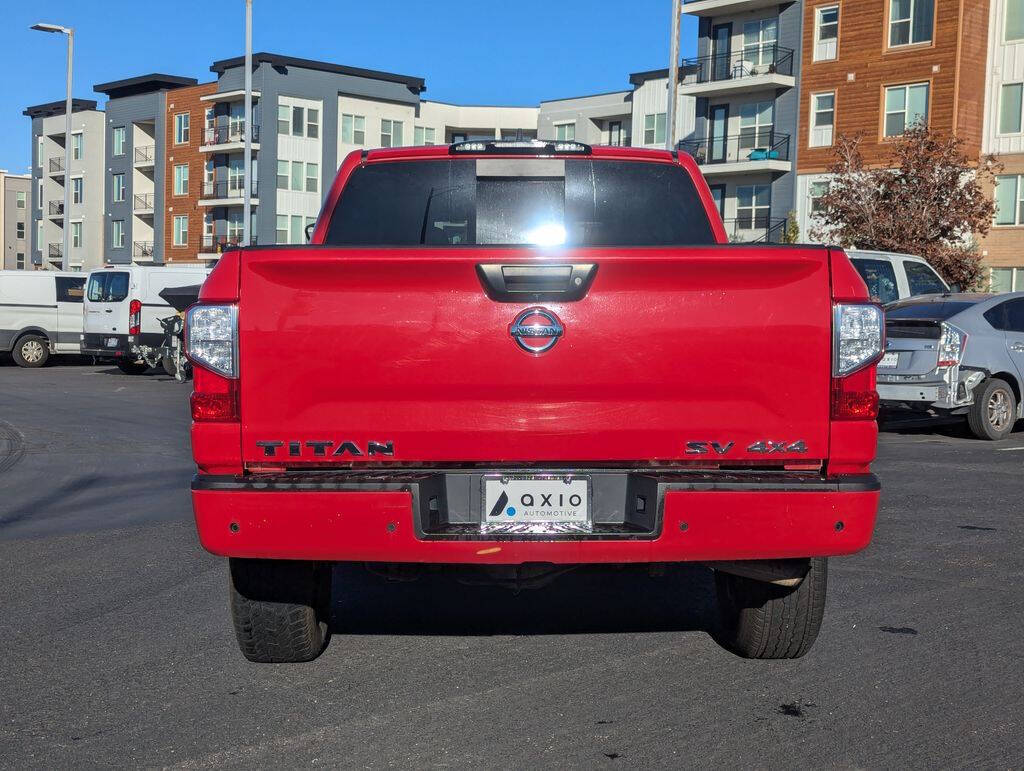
<box><xmin>128</xmin><ymin>299</ymin><xmax>141</xmax><ymax>336</ymax></box>
<box><xmin>832</xmin><ymin>303</ymin><xmax>883</xmax><ymax>420</ymax></box>
<box><xmin>190</xmin><ymin>366</ymin><xmax>239</xmax><ymax>422</ymax></box>
<box><xmin>186</xmin><ymin>304</ymin><xmax>239</xmax><ymax>422</ymax></box>
<box><xmin>937</xmin><ymin>322</ymin><xmax>967</xmax><ymax>368</ymax></box>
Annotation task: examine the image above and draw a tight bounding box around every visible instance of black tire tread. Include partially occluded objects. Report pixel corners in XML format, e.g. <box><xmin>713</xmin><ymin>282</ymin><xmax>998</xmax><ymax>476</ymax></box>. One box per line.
<box><xmin>12</xmin><ymin>334</ymin><xmax>49</xmax><ymax>368</ymax></box>
<box><xmin>715</xmin><ymin>557</ymin><xmax>827</xmax><ymax>659</ymax></box>
<box><xmin>229</xmin><ymin>558</ymin><xmax>329</xmax><ymax>663</ymax></box>
<box><xmin>967</xmin><ymin>378</ymin><xmax>1016</xmax><ymax>441</ymax></box>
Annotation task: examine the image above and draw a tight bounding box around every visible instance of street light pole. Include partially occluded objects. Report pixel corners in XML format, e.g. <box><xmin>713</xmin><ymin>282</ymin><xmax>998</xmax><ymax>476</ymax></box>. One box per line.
<box><xmin>31</xmin><ymin>22</ymin><xmax>74</xmax><ymax>270</ymax></box>
<box><xmin>243</xmin><ymin>0</ymin><xmax>253</xmax><ymax>247</ymax></box>
<box><xmin>666</xmin><ymin>0</ymin><xmax>682</xmax><ymax>152</ymax></box>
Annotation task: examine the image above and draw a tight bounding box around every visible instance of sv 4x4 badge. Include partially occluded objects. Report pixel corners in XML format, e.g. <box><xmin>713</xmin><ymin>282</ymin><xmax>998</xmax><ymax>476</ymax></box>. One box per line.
<box><xmin>686</xmin><ymin>440</ymin><xmax>808</xmax><ymax>455</ymax></box>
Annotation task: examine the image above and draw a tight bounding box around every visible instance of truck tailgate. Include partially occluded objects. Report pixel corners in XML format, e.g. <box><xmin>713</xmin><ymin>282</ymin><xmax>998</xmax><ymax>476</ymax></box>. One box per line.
<box><xmin>238</xmin><ymin>247</ymin><xmax>833</xmax><ymax>465</ymax></box>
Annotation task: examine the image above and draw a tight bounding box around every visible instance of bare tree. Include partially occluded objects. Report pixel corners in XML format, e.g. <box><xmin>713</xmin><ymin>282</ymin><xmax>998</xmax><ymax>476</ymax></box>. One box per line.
<box><xmin>811</xmin><ymin>125</ymin><xmax>1002</xmax><ymax>289</ymax></box>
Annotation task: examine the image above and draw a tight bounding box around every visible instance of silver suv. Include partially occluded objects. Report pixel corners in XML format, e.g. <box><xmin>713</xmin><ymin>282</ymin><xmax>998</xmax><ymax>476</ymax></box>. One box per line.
<box><xmin>878</xmin><ymin>292</ymin><xmax>1024</xmax><ymax>440</ymax></box>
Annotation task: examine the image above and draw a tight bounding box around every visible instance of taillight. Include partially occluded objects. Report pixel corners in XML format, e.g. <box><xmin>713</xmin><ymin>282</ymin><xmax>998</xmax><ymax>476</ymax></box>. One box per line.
<box><xmin>190</xmin><ymin>366</ymin><xmax>239</xmax><ymax>422</ymax></box>
<box><xmin>128</xmin><ymin>299</ymin><xmax>141</xmax><ymax>336</ymax></box>
<box><xmin>832</xmin><ymin>303</ymin><xmax>883</xmax><ymax>420</ymax></box>
<box><xmin>937</xmin><ymin>323</ymin><xmax>967</xmax><ymax>368</ymax></box>
<box><xmin>186</xmin><ymin>304</ymin><xmax>239</xmax><ymax>422</ymax></box>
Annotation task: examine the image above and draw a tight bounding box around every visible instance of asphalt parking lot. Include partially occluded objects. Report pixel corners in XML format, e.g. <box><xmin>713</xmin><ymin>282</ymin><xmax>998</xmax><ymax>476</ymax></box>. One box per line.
<box><xmin>1</xmin><ymin>360</ymin><xmax>1022</xmax><ymax>768</ymax></box>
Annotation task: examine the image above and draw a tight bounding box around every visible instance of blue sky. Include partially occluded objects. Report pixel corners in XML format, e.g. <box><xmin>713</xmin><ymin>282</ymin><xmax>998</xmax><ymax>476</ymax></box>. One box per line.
<box><xmin>0</xmin><ymin>1</ymin><xmax>697</xmax><ymax>173</ymax></box>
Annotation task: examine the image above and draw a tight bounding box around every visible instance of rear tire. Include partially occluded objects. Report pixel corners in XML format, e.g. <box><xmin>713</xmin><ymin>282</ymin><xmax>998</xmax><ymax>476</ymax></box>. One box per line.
<box><xmin>12</xmin><ymin>334</ymin><xmax>49</xmax><ymax>368</ymax></box>
<box><xmin>967</xmin><ymin>377</ymin><xmax>1016</xmax><ymax>441</ymax></box>
<box><xmin>229</xmin><ymin>558</ymin><xmax>331</xmax><ymax>663</ymax></box>
<box><xmin>714</xmin><ymin>557</ymin><xmax>827</xmax><ymax>659</ymax></box>
<box><xmin>161</xmin><ymin>354</ymin><xmax>177</xmax><ymax>378</ymax></box>
<box><xmin>116</xmin><ymin>360</ymin><xmax>150</xmax><ymax>375</ymax></box>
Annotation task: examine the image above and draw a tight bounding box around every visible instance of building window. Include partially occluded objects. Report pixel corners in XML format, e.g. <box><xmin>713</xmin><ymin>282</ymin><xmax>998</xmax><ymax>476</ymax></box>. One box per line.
<box><xmin>743</xmin><ymin>17</ymin><xmax>778</xmax><ymax>67</ymax></box>
<box><xmin>112</xmin><ymin>173</ymin><xmax>125</xmax><ymax>202</ymax></box>
<box><xmin>737</xmin><ymin>184</ymin><xmax>771</xmax><ymax>229</ymax></box>
<box><xmin>16</xmin><ymin>222</ymin><xmax>25</xmax><ymax>239</ymax></box>
<box><xmin>173</xmin><ymin>215</ymin><xmax>188</xmax><ymax>246</ymax></box>
<box><xmin>554</xmin><ymin>123</ymin><xmax>576</xmax><ymax>141</ymax></box>
<box><xmin>889</xmin><ymin>0</ymin><xmax>934</xmax><ymax>47</ymax></box>
<box><xmin>112</xmin><ymin>126</ymin><xmax>125</xmax><ymax>156</ymax></box>
<box><xmin>994</xmin><ymin>175</ymin><xmax>1024</xmax><ymax>225</ymax></box>
<box><xmin>37</xmin><ymin>136</ymin><xmax>43</xmax><ymax>168</ymax></box>
<box><xmin>739</xmin><ymin>101</ymin><xmax>774</xmax><ymax>149</ymax></box>
<box><xmin>276</xmin><ymin>215</ymin><xmax>288</xmax><ymax>244</ymax></box>
<box><xmin>276</xmin><ymin>160</ymin><xmax>289</xmax><ymax>190</ymax></box>
<box><xmin>810</xmin><ymin>92</ymin><xmax>835</xmax><ymax>147</ymax></box>
<box><xmin>381</xmin><ymin>119</ymin><xmax>403</xmax><ymax>148</ymax></box>
<box><xmin>37</xmin><ymin>180</ymin><xmax>44</xmax><ymax>208</ymax></box>
<box><xmin>205</xmin><ymin>159</ymin><xmax>215</xmax><ymax>194</ymax></box>
<box><xmin>814</xmin><ymin>6</ymin><xmax>839</xmax><ymax>61</ymax></box>
<box><xmin>1007</xmin><ymin>0</ymin><xmax>1024</xmax><ymax>41</ymax></box>
<box><xmin>227</xmin><ymin>210</ymin><xmax>244</xmax><ymax>240</ymax></box>
<box><xmin>884</xmin><ymin>83</ymin><xmax>929</xmax><ymax>137</ymax></box>
<box><xmin>306</xmin><ymin>162</ymin><xmax>319</xmax><ymax>193</ymax></box>
<box><xmin>174</xmin><ymin>113</ymin><xmax>190</xmax><ymax>144</ymax></box>
<box><xmin>16</xmin><ymin>191</ymin><xmax>26</xmax><ymax>209</ymax></box>
<box><xmin>290</xmin><ymin>161</ymin><xmax>303</xmax><ymax>191</ymax></box>
<box><xmin>290</xmin><ymin>214</ymin><xmax>303</xmax><ymax>244</ymax></box>
<box><xmin>205</xmin><ymin>107</ymin><xmax>215</xmax><ymax>134</ymax></box>
<box><xmin>71</xmin><ymin>177</ymin><xmax>84</xmax><ymax>204</ymax></box>
<box><xmin>608</xmin><ymin>121</ymin><xmax>623</xmax><ymax>146</ymax></box>
<box><xmin>174</xmin><ymin>163</ymin><xmax>189</xmax><ymax>195</ymax></box>
<box><xmin>278</xmin><ymin>104</ymin><xmax>290</xmax><ymax>135</ymax></box>
<box><xmin>307</xmin><ymin>108</ymin><xmax>319</xmax><ymax>139</ymax></box>
<box><xmin>71</xmin><ymin>222</ymin><xmax>82</xmax><ymax>249</ymax></box>
<box><xmin>342</xmin><ymin>114</ymin><xmax>366</xmax><ymax>145</ymax></box>
<box><xmin>228</xmin><ymin>156</ymin><xmax>245</xmax><ymax>195</ymax></box>
<box><xmin>1000</xmin><ymin>84</ymin><xmax>1024</xmax><ymax>135</ymax></box>
<box><xmin>414</xmin><ymin>126</ymin><xmax>436</xmax><ymax>145</ymax></box>
<box><xmin>809</xmin><ymin>180</ymin><xmax>830</xmax><ymax>217</ymax></box>
<box><xmin>71</xmin><ymin>132</ymin><xmax>83</xmax><ymax>161</ymax></box>
<box><xmin>292</xmin><ymin>106</ymin><xmax>305</xmax><ymax>137</ymax></box>
<box><xmin>644</xmin><ymin>113</ymin><xmax>666</xmax><ymax>145</ymax></box>
<box><xmin>112</xmin><ymin>220</ymin><xmax>125</xmax><ymax>249</ymax></box>
<box><xmin>16</xmin><ymin>253</ymin><xmax>24</xmax><ymax>269</ymax></box>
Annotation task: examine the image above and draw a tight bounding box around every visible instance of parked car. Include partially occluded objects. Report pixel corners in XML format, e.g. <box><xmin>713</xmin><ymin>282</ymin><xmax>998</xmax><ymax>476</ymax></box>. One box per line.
<box><xmin>0</xmin><ymin>270</ymin><xmax>86</xmax><ymax>368</ymax></box>
<box><xmin>185</xmin><ymin>140</ymin><xmax>884</xmax><ymax>663</ymax></box>
<box><xmin>878</xmin><ymin>292</ymin><xmax>1024</xmax><ymax>440</ymax></box>
<box><xmin>848</xmin><ymin>250</ymin><xmax>950</xmax><ymax>304</ymax></box>
<box><xmin>82</xmin><ymin>265</ymin><xmax>210</xmax><ymax>374</ymax></box>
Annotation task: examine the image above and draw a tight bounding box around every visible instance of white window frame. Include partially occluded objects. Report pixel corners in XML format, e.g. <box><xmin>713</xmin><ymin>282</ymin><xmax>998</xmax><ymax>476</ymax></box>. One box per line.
<box><xmin>174</xmin><ymin>113</ymin><xmax>190</xmax><ymax>144</ymax></box>
<box><xmin>995</xmin><ymin>174</ymin><xmax>1024</xmax><ymax>226</ymax></box>
<box><xmin>814</xmin><ymin>5</ymin><xmax>839</xmax><ymax>61</ymax></box>
<box><xmin>173</xmin><ymin>163</ymin><xmax>189</xmax><ymax>196</ymax></box>
<box><xmin>884</xmin><ymin>83</ymin><xmax>929</xmax><ymax>137</ymax></box>
<box><xmin>307</xmin><ymin>108</ymin><xmax>320</xmax><ymax>139</ymax></box>
<box><xmin>342</xmin><ymin>113</ymin><xmax>366</xmax><ymax>145</ymax></box>
<box><xmin>112</xmin><ymin>219</ymin><xmax>125</xmax><ymax>249</ymax></box>
<box><xmin>290</xmin><ymin>160</ymin><xmax>303</xmax><ymax>192</ymax></box>
<box><xmin>71</xmin><ymin>176</ymin><xmax>84</xmax><ymax>205</ymax></box>
<box><xmin>276</xmin><ymin>214</ymin><xmax>288</xmax><ymax>244</ymax></box>
<box><xmin>739</xmin><ymin>101</ymin><xmax>775</xmax><ymax>149</ymax></box>
<box><xmin>809</xmin><ymin>180</ymin><xmax>830</xmax><ymax>218</ymax></box>
<box><xmin>736</xmin><ymin>184</ymin><xmax>772</xmax><ymax>230</ymax></box>
<box><xmin>71</xmin><ymin>221</ymin><xmax>82</xmax><ymax>249</ymax></box>
<box><xmin>305</xmin><ymin>162</ymin><xmax>319</xmax><ymax>193</ymax></box>
<box><xmin>36</xmin><ymin>136</ymin><xmax>43</xmax><ymax>168</ymax></box>
<box><xmin>16</xmin><ymin>221</ymin><xmax>25</xmax><ymax>240</ymax></box>
<box><xmin>71</xmin><ymin>132</ymin><xmax>83</xmax><ymax>161</ymax></box>
<box><xmin>278</xmin><ymin>104</ymin><xmax>290</xmax><ymax>136</ymax></box>
<box><xmin>16</xmin><ymin>191</ymin><xmax>26</xmax><ymax>209</ymax></box>
<box><xmin>112</xmin><ymin>126</ymin><xmax>126</xmax><ymax>157</ymax></box>
<box><xmin>1007</xmin><ymin>0</ymin><xmax>1024</xmax><ymax>42</ymax></box>
<box><xmin>554</xmin><ymin>122</ymin><xmax>575</xmax><ymax>141</ymax></box>
<box><xmin>414</xmin><ymin>126</ymin><xmax>436</xmax><ymax>146</ymax></box>
<box><xmin>644</xmin><ymin>113</ymin><xmax>666</xmax><ymax>146</ymax></box>
<box><xmin>889</xmin><ymin>0</ymin><xmax>934</xmax><ymax>48</ymax></box>
<box><xmin>381</xmin><ymin>119</ymin><xmax>403</xmax><ymax>148</ymax></box>
<box><xmin>112</xmin><ymin>173</ymin><xmax>125</xmax><ymax>203</ymax></box>
<box><xmin>173</xmin><ymin>215</ymin><xmax>188</xmax><ymax>247</ymax></box>
<box><xmin>999</xmin><ymin>83</ymin><xmax>1024</xmax><ymax>136</ymax></box>
<box><xmin>810</xmin><ymin>92</ymin><xmax>835</xmax><ymax>147</ymax></box>
<box><xmin>743</xmin><ymin>17</ymin><xmax>779</xmax><ymax>69</ymax></box>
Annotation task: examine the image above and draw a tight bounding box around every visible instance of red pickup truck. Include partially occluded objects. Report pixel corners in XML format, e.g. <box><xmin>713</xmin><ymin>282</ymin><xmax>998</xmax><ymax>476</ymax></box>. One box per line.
<box><xmin>186</xmin><ymin>140</ymin><xmax>883</xmax><ymax>663</ymax></box>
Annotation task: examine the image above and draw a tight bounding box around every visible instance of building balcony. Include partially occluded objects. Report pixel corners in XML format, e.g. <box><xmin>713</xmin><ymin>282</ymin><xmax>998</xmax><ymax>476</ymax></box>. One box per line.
<box><xmin>680</xmin><ymin>46</ymin><xmax>795</xmax><ymax>97</ymax></box>
<box><xmin>684</xmin><ymin>0</ymin><xmax>783</xmax><ymax>16</ymax></box>
<box><xmin>48</xmin><ymin>201</ymin><xmax>64</xmax><ymax>218</ymax></box>
<box><xmin>133</xmin><ymin>193</ymin><xmax>155</xmax><ymax>215</ymax></box>
<box><xmin>199</xmin><ymin>234</ymin><xmax>258</xmax><ymax>258</ymax></box>
<box><xmin>722</xmin><ymin>216</ymin><xmax>787</xmax><ymax>244</ymax></box>
<box><xmin>133</xmin><ymin>145</ymin><xmax>155</xmax><ymax>167</ymax></box>
<box><xmin>200</xmin><ymin>89</ymin><xmax>262</xmax><ymax>104</ymax></box>
<box><xmin>199</xmin><ymin>180</ymin><xmax>259</xmax><ymax>207</ymax></box>
<box><xmin>200</xmin><ymin>124</ymin><xmax>260</xmax><ymax>153</ymax></box>
<box><xmin>48</xmin><ymin>243</ymin><xmax>62</xmax><ymax>260</ymax></box>
<box><xmin>679</xmin><ymin>132</ymin><xmax>791</xmax><ymax>176</ymax></box>
<box><xmin>133</xmin><ymin>241</ymin><xmax>155</xmax><ymax>259</ymax></box>
<box><xmin>48</xmin><ymin>156</ymin><xmax>65</xmax><ymax>175</ymax></box>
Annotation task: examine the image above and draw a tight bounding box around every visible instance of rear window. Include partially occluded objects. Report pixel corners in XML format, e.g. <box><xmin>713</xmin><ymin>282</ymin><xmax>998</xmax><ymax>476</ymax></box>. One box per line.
<box><xmin>904</xmin><ymin>260</ymin><xmax>947</xmax><ymax>295</ymax></box>
<box><xmin>87</xmin><ymin>272</ymin><xmax>129</xmax><ymax>302</ymax></box>
<box><xmin>886</xmin><ymin>301</ymin><xmax>976</xmax><ymax>320</ymax></box>
<box><xmin>324</xmin><ymin>158</ymin><xmax>716</xmax><ymax>247</ymax></box>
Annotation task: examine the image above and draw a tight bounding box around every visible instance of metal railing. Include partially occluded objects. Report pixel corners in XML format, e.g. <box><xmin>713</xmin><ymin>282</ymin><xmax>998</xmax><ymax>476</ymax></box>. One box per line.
<box><xmin>48</xmin><ymin>243</ymin><xmax>63</xmax><ymax>259</ymax></box>
<box><xmin>202</xmin><ymin>234</ymin><xmax>258</xmax><ymax>252</ymax></box>
<box><xmin>679</xmin><ymin>131</ymin><xmax>790</xmax><ymax>165</ymax></box>
<box><xmin>203</xmin><ymin>123</ymin><xmax>260</xmax><ymax>146</ymax></box>
<box><xmin>201</xmin><ymin>180</ymin><xmax>259</xmax><ymax>200</ymax></box>
<box><xmin>133</xmin><ymin>193</ymin><xmax>155</xmax><ymax>211</ymax></box>
<box><xmin>48</xmin><ymin>201</ymin><xmax>64</xmax><ymax>216</ymax></box>
<box><xmin>49</xmin><ymin>156</ymin><xmax>65</xmax><ymax>173</ymax></box>
<box><xmin>680</xmin><ymin>45</ymin><xmax>795</xmax><ymax>85</ymax></box>
<box><xmin>721</xmin><ymin>216</ymin><xmax>788</xmax><ymax>244</ymax></box>
<box><xmin>134</xmin><ymin>144</ymin><xmax>155</xmax><ymax>164</ymax></box>
<box><xmin>133</xmin><ymin>241</ymin><xmax>155</xmax><ymax>258</ymax></box>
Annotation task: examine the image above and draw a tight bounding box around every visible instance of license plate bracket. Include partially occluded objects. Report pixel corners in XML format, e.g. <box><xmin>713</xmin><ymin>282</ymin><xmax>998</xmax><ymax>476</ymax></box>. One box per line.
<box><xmin>879</xmin><ymin>352</ymin><xmax>898</xmax><ymax>368</ymax></box>
<box><xmin>482</xmin><ymin>474</ymin><xmax>591</xmax><ymax>531</ymax></box>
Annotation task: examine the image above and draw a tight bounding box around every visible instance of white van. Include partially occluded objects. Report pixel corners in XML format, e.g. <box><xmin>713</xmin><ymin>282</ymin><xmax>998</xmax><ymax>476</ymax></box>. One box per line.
<box><xmin>847</xmin><ymin>250</ymin><xmax>950</xmax><ymax>305</ymax></box>
<box><xmin>0</xmin><ymin>270</ymin><xmax>87</xmax><ymax>368</ymax></box>
<box><xmin>82</xmin><ymin>265</ymin><xmax>210</xmax><ymax>374</ymax></box>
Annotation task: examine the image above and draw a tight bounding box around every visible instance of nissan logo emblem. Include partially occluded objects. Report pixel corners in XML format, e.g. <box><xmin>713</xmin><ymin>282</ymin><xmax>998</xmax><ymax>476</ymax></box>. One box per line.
<box><xmin>509</xmin><ymin>307</ymin><xmax>564</xmax><ymax>354</ymax></box>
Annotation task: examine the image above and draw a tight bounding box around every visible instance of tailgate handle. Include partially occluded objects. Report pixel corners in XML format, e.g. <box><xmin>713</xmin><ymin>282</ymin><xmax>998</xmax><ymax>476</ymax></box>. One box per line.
<box><xmin>476</xmin><ymin>263</ymin><xmax>597</xmax><ymax>302</ymax></box>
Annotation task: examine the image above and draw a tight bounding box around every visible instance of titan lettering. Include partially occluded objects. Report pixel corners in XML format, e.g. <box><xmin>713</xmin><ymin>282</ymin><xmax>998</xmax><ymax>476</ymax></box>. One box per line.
<box><xmin>254</xmin><ymin>440</ymin><xmax>395</xmax><ymax>458</ymax></box>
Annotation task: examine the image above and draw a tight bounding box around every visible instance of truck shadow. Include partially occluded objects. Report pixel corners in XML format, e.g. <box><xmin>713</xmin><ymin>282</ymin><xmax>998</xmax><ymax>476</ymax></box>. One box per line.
<box><xmin>328</xmin><ymin>562</ymin><xmax>716</xmax><ymax>636</ymax></box>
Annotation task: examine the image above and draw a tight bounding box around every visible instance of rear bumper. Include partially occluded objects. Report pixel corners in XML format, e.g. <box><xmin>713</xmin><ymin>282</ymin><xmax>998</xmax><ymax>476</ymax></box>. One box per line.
<box><xmin>191</xmin><ymin>472</ymin><xmax>880</xmax><ymax>564</ymax></box>
<box><xmin>81</xmin><ymin>332</ymin><xmax>163</xmax><ymax>358</ymax></box>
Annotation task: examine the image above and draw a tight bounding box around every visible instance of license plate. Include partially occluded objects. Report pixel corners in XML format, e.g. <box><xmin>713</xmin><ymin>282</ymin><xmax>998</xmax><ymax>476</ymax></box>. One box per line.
<box><xmin>106</xmin><ymin>337</ymin><xmax>119</xmax><ymax>347</ymax></box>
<box><xmin>879</xmin><ymin>352</ymin><xmax>898</xmax><ymax>368</ymax></box>
<box><xmin>483</xmin><ymin>475</ymin><xmax>590</xmax><ymax>526</ymax></box>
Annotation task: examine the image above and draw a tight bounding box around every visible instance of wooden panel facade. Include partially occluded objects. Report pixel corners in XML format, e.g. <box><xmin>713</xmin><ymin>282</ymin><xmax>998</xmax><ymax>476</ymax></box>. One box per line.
<box><xmin>798</xmin><ymin>0</ymin><xmax>991</xmax><ymax>174</ymax></box>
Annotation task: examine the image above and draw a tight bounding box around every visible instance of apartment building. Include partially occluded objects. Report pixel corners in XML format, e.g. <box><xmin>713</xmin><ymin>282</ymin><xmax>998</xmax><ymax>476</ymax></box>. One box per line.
<box><xmin>678</xmin><ymin>0</ymin><xmax>803</xmax><ymax>243</ymax></box>
<box><xmin>982</xmin><ymin>0</ymin><xmax>1024</xmax><ymax>291</ymax></box>
<box><xmin>537</xmin><ymin>90</ymin><xmax>633</xmax><ymax>145</ymax></box>
<box><xmin>795</xmin><ymin>0</ymin><xmax>991</xmax><ymax>244</ymax></box>
<box><xmin>24</xmin><ymin>99</ymin><xmax>106</xmax><ymax>270</ymax></box>
<box><xmin>93</xmin><ymin>74</ymin><xmax>198</xmax><ymax>266</ymax></box>
<box><xmin>1</xmin><ymin>171</ymin><xmax>31</xmax><ymax>270</ymax></box>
